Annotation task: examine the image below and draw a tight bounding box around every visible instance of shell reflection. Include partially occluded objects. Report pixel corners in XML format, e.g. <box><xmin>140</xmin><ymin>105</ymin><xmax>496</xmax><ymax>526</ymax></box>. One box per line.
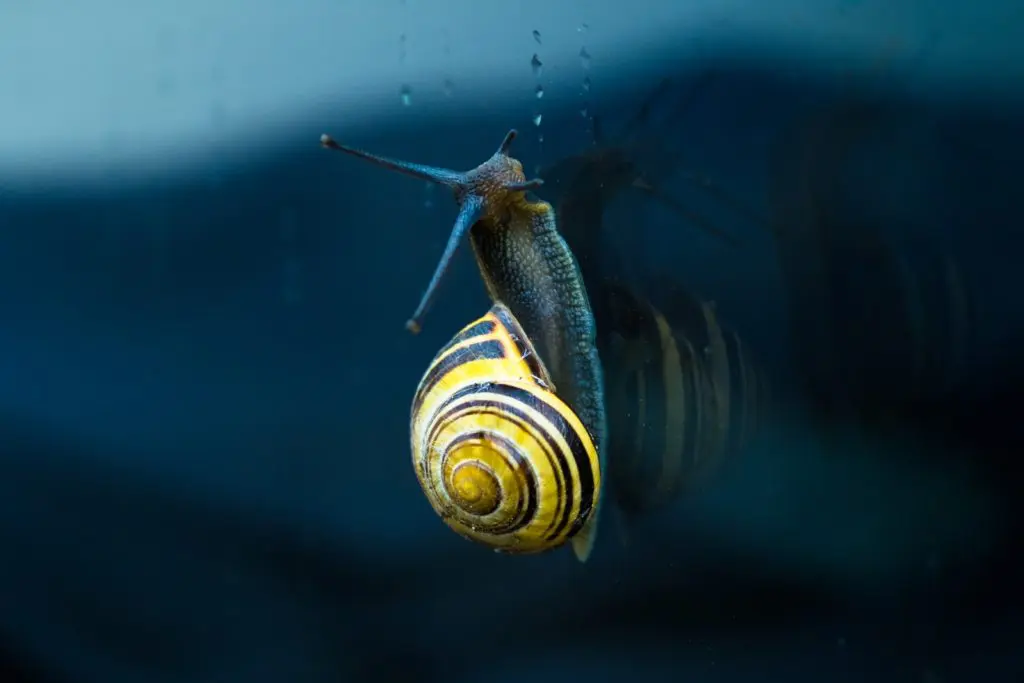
<box><xmin>601</xmin><ymin>281</ymin><xmax>766</xmax><ymax>517</ymax></box>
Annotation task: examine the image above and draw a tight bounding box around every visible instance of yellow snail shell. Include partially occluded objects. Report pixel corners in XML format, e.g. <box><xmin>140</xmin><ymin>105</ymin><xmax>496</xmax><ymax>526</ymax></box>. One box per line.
<box><xmin>410</xmin><ymin>303</ymin><xmax>601</xmax><ymax>555</ymax></box>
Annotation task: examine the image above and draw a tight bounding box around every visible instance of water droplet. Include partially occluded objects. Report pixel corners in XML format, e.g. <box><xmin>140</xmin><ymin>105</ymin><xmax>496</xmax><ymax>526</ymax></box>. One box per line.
<box><xmin>400</xmin><ymin>84</ymin><xmax>412</xmax><ymax>106</ymax></box>
<box><xmin>443</xmin><ymin>79</ymin><xmax>455</xmax><ymax>96</ymax></box>
<box><xmin>582</xmin><ymin>76</ymin><xmax>592</xmax><ymax>92</ymax></box>
<box><xmin>533</xmin><ymin>113</ymin><xmax>543</xmax><ymax>127</ymax></box>
<box><xmin>532</xmin><ymin>30</ymin><xmax>542</xmax><ymax>44</ymax></box>
<box><xmin>531</xmin><ymin>54</ymin><xmax>543</xmax><ymax>78</ymax></box>
<box><xmin>578</xmin><ymin>23</ymin><xmax>589</xmax><ymax>33</ymax></box>
<box><xmin>535</xmin><ymin>84</ymin><xmax>544</xmax><ymax>99</ymax></box>
<box><xmin>580</xmin><ymin>107</ymin><xmax>589</xmax><ymax>119</ymax></box>
<box><xmin>579</xmin><ymin>47</ymin><xmax>592</xmax><ymax>70</ymax></box>
<box><xmin>537</xmin><ymin>134</ymin><xmax>544</xmax><ymax>144</ymax></box>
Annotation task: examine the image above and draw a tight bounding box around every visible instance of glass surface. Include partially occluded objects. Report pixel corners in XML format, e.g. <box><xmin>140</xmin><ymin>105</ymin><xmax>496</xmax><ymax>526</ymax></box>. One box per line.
<box><xmin>0</xmin><ymin>2</ymin><xmax>1020</xmax><ymax>682</ymax></box>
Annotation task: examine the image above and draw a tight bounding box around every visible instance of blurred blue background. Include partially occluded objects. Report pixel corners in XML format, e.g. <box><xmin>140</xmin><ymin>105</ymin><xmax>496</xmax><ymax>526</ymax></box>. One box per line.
<box><xmin>0</xmin><ymin>2</ymin><xmax>1021</xmax><ymax>682</ymax></box>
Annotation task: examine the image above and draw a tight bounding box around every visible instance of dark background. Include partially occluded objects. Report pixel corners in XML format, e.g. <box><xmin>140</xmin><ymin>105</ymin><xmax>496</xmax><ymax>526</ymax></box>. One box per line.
<box><xmin>0</xmin><ymin>9</ymin><xmax>1021</xmax><ymax>683</ymax></box>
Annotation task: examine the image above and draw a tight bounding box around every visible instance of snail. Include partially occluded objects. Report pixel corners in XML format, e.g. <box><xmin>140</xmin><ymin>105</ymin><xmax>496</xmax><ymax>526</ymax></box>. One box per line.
<box><xmin>410</xmin><ymin>302</ymin><xmax>600</xmax><ymax>554</ymax></box>
<box><xmin>320</xmin><ymin>129</ymin><xmax>608</xmax><ymax>562</ymax></box>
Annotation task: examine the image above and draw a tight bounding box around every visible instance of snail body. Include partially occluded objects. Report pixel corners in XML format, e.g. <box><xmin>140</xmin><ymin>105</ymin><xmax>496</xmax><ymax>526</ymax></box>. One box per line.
<box><xmin>410</xmin><ymin>303</ymin><xmax>601</xmax><ymax>554</ymax></box>
<box><xmin>320</xmin><ymin>130</ymin><xmax>607</xmax><ymax>561</ymax></box>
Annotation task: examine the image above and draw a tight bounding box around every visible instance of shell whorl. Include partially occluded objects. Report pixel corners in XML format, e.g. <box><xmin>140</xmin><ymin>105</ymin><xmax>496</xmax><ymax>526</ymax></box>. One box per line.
<box><xmin>410</xmin><ymin>303</ymin><xmax>601</xmax><ymax>554</ymax></box>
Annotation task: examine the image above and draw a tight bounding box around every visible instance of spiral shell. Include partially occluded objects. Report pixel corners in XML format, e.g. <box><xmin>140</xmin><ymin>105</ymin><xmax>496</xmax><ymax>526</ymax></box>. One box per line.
<box><xmin>410</xmin><ymin>303</ymin><xmax>601</xmax><ymax>555</ymax></box>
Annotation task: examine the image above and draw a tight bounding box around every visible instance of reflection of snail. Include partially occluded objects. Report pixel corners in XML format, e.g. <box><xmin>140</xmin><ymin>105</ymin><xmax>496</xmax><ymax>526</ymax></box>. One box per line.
<box><xmin>602</xmin><ymin>281</ymin><xmax>764</xmax><ymax>519</ymax></box>
<box><xmin>319</xmin><ymin>130</ymin><xmax>607</xmax><ymax>561</ymax></box>
<box><xmin>539</xmin><ymin>71</ymin><xmax>757</xmax><ymax>266</ymax></box>
<box><xmin>410</xmin><ymin>303</ymin><xmax>600</xmax><ymax>554</ymax></box>
<box><xmin>535</xmin><ymin>78</ymin><xmax>768</xmax><ymax>528</ymax></box>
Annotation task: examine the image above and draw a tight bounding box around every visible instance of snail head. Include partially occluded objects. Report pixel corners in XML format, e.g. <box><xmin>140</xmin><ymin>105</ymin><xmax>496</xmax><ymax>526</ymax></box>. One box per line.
<box><xmin>320</xmin><ymin>130</ymin><xmax>543</xmax><ymax>334</ymax></box>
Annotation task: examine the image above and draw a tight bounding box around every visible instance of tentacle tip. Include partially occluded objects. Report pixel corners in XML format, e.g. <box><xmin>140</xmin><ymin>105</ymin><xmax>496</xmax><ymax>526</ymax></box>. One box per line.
<box><xmin>498</xmin><ymin>129</ymin><xmax>519</xmax><ymax>155</ymax></box>
<box><xmin>405</xmin><ymin>319</ymin><xmax>422</xmax><ymax>335</ymax></box>
<box><xmin>320</xmin><ymin>133</ymin><xmax>338</xmax><ymax>149</ymax></box>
